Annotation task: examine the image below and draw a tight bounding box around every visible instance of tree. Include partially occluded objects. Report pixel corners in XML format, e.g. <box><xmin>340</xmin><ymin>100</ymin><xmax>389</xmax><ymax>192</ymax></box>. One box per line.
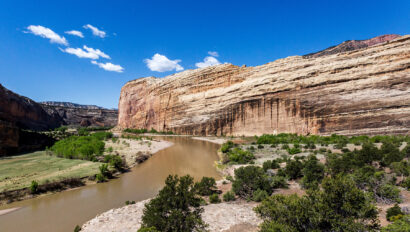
<box><xmin>284</xmin><ymin>159</ymin><xmax>304</xmax><ymax>180</ymax></box>
<box><xmin>195</xmin><ymin>177</ymin><xmax>216</xmax><ymax>196</ymax></box>
<box><xmin>254</xmin><ymin>175</ymin><xmax>380</xmax><ymax>231</ymax></box>
<box><xmin>301</xmin><ymin>155</ymin><xmax>325</xmax><ymax>189</ymax></box>
<box><xmin>232</xmin><ymin>166</ymin><xmax>272</xmax><ymax>199</ymax></box>
<box><xmin>141</xmin><ymin>175</ymin><xmax>207</xmax><ymax>232</ymax></box>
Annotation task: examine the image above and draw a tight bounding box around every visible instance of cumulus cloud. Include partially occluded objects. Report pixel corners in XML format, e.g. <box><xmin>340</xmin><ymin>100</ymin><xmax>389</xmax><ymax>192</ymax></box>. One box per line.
<box><xmin>91</xmin><ymin>60</ymin><xmax>124</xmax><ymax>72</ymax></box>
<box><xmin>60</xmin><ymin>45</ymin><xmax>110</xmax><ymax>59</ymax></box>
<box><xmin>26</xmin><ymin>25</ymin><xmax>68</xmax><ymax>46</ymax></box>
<box><xmin>208</xmin><ymin>51</ymin><xmax>219</xmax><ymax>57</ymax></box>
<box><xmin>195</xmin><ymin>56</ymin><xmax>221</xmax><ymax>68</ymax></box>
<box><xmin>65</xmin><ymin>30</ymin><xmax>84</xmax><ymax>38</ymax></box>
<box><xmin>83</xmin><ymin>24</ymin><xmax>106</xmax><ymax>38</ymax></box>
<box><xmin>144</xmin><ymin>53</ymin><xmax>184</xmax><ymax>72</ymax></box>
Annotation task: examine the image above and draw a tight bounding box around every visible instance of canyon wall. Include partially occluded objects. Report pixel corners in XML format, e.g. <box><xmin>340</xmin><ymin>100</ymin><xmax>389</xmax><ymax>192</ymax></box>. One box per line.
<box><xmin>41</xmin><ymin>102</ymin><xmax>118</xmax><ymax>127</ymax></box>
<box><xmin>0</xmin><ymin>84</ymin><xmax>61</xmax><ymax>155</ymax></box>
<box><xmin>118</xmin><ymin>35</ymin><xmax>410</xmax><ymax>136</ymax></box>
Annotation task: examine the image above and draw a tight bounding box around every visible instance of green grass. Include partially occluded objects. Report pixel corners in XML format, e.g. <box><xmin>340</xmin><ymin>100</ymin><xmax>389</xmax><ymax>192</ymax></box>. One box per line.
<box><xmin>0</xmin><ymin>151</ymin><xmax>101</xmax><ymax>192</ymax></box>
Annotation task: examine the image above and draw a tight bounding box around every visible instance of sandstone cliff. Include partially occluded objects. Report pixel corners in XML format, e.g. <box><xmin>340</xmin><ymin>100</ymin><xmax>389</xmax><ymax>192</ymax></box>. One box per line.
<box><xmin>118</xmin><ymin>35</ymin><xmax>410</xmax><ymax>136</ymax></box>
<box><xmin>40</xmin><ymin>102</ymin><xmax>118</xmax><ymax>127</ymax></box>
<box><xmin>0</xmin><ymin>84</ymin><xmax>61</xmax><ymax>155</ymax></box>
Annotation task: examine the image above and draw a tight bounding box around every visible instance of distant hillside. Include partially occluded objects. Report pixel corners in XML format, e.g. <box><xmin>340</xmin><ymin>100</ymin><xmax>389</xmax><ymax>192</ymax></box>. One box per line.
<box><xmin>40</xmin><ymin>102</ymin><xmax>118</xmax><ymax>128</ymax></box>
<box><xmin>40</xmin><ymin>101</ymin><xmax>113</xmax><ymax>110</ymax></box>
<box><xmin>303</xmin><ymin>34</ymin><xmax>400</xmax><ymax>58</ymax></box>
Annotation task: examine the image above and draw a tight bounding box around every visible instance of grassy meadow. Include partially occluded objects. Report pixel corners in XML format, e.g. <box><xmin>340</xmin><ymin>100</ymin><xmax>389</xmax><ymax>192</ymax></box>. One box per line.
<box><xmin>0</xmin><ymin>151</ymin><xmax>100</xmax><ymax>192</ymax></box>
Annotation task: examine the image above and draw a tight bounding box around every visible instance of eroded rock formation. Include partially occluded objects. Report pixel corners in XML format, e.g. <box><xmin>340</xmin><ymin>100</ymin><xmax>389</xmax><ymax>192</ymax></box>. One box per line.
<box><xmin>118</xmin><ymin>35</ymin><xmax>410</xmax><ymax>136</ymax></box>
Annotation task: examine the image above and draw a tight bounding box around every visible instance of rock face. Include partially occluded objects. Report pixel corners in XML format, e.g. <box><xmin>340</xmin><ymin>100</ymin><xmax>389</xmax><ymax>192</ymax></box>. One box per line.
<box><xmin>118</xmin><ymin>35</ymin><xmax>410</xmax><ymax>136</ymax></box>
<box><xmin>0</xmin><ymin>84</ymin><xmax>61</xmax><ymax>155</ymax></box>
<box><xmin>304</xmin><ymin>34</ymin><xmax>401</xmax><ymax>58</ymax></box>
<box><xmin>40</xmin><ymin>102</ymin><xmax>118</xmax><ymax>127</ymax></box>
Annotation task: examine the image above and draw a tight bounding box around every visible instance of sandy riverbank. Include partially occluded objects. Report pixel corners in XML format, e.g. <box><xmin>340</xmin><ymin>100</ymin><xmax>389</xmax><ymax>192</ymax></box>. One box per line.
<box><xmin>192</xmin><ymin>136</ymin><xmax>230</xmax><ymax>145</ymax></box>
<box><xmin>81</xmin><ymin>199</ymin><xmax>261</xmax><ymax>232</ymax></box>
<box><xmin>104</xmin><ymin>138</ymin><xmax>173</xmax><ymax>167</ymax></box>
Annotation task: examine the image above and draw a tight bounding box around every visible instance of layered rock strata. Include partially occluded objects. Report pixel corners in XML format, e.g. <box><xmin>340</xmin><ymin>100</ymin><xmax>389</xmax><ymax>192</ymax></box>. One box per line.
<box><xmin>40</xmin><ymin>103</ymin><xmax>118</xmax><ymax>127</ymax></box>
<box><xmin>118</xmin><ymin>35</ymin><xmax>410</xmax><ymax>136</ymax></box>
<box><xmin>0</xmin><ymin>84</ymin><xmax>60</xmax><ymax>155</ymax></box>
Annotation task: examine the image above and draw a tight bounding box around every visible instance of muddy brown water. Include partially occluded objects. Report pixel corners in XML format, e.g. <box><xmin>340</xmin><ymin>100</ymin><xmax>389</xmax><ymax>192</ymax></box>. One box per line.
<box><xmin>0</xmin><ymin>137</ymin><xmax>221</xmax><ymax>232</ymax></box>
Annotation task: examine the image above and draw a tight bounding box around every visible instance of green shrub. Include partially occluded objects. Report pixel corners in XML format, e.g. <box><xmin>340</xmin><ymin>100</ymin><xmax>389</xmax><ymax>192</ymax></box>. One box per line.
<box><xmin>104</xmin><ymin>155</ymin><xmax>125</xmax><ymax>171</ymax></box>
<box><xmin>258</xmin><ymin>144</ymin><xmax>264</xmax><ymax>149</ymax></box>
<box><xmin>138</xmin><ymin>227</ymin><xmax>159</xmax><ymax>232</ymax></box>
<box><xmin>386</xmin><ymin>204</ymin><xmax>403</xmax><ymax>222</ymax></box>
<box><xmin>225</xmin><ymin>148</ymin><xmax>255</xmax><ymax>164</ymax></box>
<box><xmin>30</xmin><ymin>180</ymin><xmax>39</xmax><ymax>194</ymax></box>
<box><xmin>195</xmin><ymin>177</ymin><xmax>217</xmax><ymax>196</ymax></box>
<box><xmin>209</xmin><ymin>193</ymin><xmax>221</xmax><ymax>203</ymax></box>
<box><xmin>106</xmin><ymin>147</ymin><xmax>113</xmax><ymax>152</ymax></box>
<box><xmin>263</xmin><ymin>160</ymin><xmax>280</xmax><ymax>171</ymax></box>
<box><xmin>284</xmin><ymin>159</ymin><xmax>304</xmax><ymax>180</ymax></box>
<box><xmin>381</xmin><ymin>215</ymin><xmax>410</xmax><ymax>232</ymax></box>
<box><xmin>286</xmin><ymin>147</ymin><xmax>301</xmax><ymax>155</ymax></box>
<box><xmin>232</xmin><ymin>166</ymin><xmax>272</xmax><ymax>198</ymax></box>
<box><xmin>301</xmin><ymin>155</ymin><xmax>325</xmax><ymax>189</ymax></box>
<box><xmin>220</xmin><ymin>140</ymin><xmax>235</xmax><ymax>153</ymax></box>
<box><xmin>95</xmin><ymin>173</ymin><xmax>106</xmax><ymax>183</ymax></box>
<box><xmin>259</xmin><ymin>221</ymin><xmax>297</xmax><ymax>232</ymax></box>
<box><xmin>270</xmin><ymin>175</ymin><xmax>288</xmax><ymax>189</ymax></box>
<box><xmin>124</xmin><ymin>128</ymin><xmax>148</xmax><ymax>134</ymax></box>
<box><xmin>402</xmin><ymin>177</ymin><xmax>410</xmax><ymax>190</ymax></box>
<box><xmin>252</xmin><ymin>189</ymin><xmax>269</xmax><ymax>202</ymax></box>
<box><xmin>74</xmin><ymin>225</ymin><xmax>81</xmax><ymax>232</ymax></box>
<box><xmin>125</xmin><ymin>200</ymin><xmax>136</xmax><ymax>205</ymax></box>
<box><xmin>223</xmin><ymin>191</ymin><xmax>235</xmax><ymax>202</ymax></box>
<box><xmin>141</xmin><ymin>175</ymin><xmax>207</xmax><ymax>231</ymax></box>
<box><xmin>376</xmin><ymin>184</ymin><xmax>401</xmax><ymax>203</ymax></box>
<box><xmin>380</xmin><ymin>141</ymin><xmax>403</xmax><ymax>167</ymax></box>
<box><xmin>99</xmin><ymin>163</ymin><xmax>110</xmax><ymax>177</ymax></box>
<box><xmin>254</xmin><ymin>176</ymin><xmax>379</xmax><ymax>231</ymax></box>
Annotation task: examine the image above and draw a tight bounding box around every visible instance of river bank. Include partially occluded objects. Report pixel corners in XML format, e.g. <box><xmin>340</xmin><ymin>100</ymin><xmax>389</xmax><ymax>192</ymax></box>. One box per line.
<box><xmin>0</xmin><ymin>137</ymin><xmax>173</xmax><ymax>206</ymax></box>
<box><xmin>0</xmin><ymin>137</ymin><xmax>221</xmax><ymax>232</ymax></box>
<box><xmin>81</xmin><ymin>180</ymin><xmax>262</xmax><ymax>232</ymax></box>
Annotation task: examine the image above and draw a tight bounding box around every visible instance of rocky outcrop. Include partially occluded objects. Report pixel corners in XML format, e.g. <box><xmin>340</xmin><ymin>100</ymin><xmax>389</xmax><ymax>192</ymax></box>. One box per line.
<box><xmin>40</xmin><ymin>102</ymin><xmax>118</xmax><ymax>127</ymax></box>
<box><xmin>118</xmin><ymin>35</ymin><xmax>410</xmax><ymax>136</ymax></box>
<box><xmin>304</xmin><ymin>34</ymin><xmax>401</xmax><ymax>58</ymax></box>
<box><xmin>0</xmin><ymin>84</ymin><xmax>60</xmax><ymax>155</ymax></box>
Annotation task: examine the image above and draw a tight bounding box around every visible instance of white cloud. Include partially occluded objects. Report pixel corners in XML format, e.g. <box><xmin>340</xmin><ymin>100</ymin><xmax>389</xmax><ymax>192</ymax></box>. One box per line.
<box><xmin>60</xmin><ymin>45</ymin><xmax>110</xmax><ymax>60</ymax></box>
<box><xmin>195</xmin><ymin>56</ymin><xmax>221</xmax><ymax>68</ymax></box>
<box><xmin>144</xmin><ymin>53</ymin><xmax>184</xmax><ymax>72</ymax></box>
<box><xmin>83</xmin><ymin>46</ymin><xmax>110</xmax><ymax>59</ymax></box>
<box><xmin>65</xmin><ymin>30</ymin><xmax>84</xmax><ymax>38</ymax></box>
<box><xmin>26</xmin><ymin>25</ymin><xmax>68</xmax><ymax>46</ymax></box>
<box><xmin>83</xmin><ymin>24</ymin><xmax>106</xmax><ymax>38</ymax></box>
<box><xmin>208</xmin><ymin>51</ymin><xmax>219</xmax><ymax>57</ymax></box>
<box><xmin>91</xmin><ymin>60</ymin><xmax>124</xmax><ymax>72</ymax></box>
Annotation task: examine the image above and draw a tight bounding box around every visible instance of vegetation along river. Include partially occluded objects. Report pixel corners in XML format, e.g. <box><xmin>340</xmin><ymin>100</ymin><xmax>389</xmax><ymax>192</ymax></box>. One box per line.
<box><xmin>0</xmin><ymin>136</ymin><xmax>221</xmax><ymax>232</ymax></box>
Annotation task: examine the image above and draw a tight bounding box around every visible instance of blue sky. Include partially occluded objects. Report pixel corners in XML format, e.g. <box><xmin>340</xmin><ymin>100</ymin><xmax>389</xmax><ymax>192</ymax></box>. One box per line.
<box><xmin>0</xmin><ymin>0</ymin><xmax>408</xmax><ymax>109</ymax></box>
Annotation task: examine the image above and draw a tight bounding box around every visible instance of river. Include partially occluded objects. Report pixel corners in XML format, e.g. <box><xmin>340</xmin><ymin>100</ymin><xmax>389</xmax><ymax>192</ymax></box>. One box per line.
<box><xmin>0</xmin><ymin>136</ymin><xmax>221</xmax><ymax>232</ymax></box>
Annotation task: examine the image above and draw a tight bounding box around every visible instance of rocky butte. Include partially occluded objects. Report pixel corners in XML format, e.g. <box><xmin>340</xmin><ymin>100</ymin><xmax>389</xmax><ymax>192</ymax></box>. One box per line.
<box><xmin>118</xmin><ymin>35</ymin><xmax>410</xmax><ymax>136</ymax></box>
